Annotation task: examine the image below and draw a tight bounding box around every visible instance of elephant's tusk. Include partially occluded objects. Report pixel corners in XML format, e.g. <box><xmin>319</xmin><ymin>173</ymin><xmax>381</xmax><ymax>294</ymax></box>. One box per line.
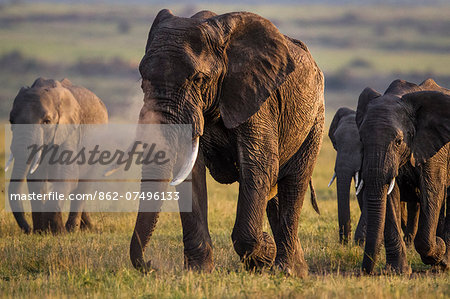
<box><xmin>387</xmin><ymin>178</ymin><xmax>395</xmax><ymax>195</ymax></box>
<box><xmin>327</xmin><ymin>172</ymin><xmax>337</xmax><ymax>187</ymax></box>
<box><xmin>170</xmin><ymin>136</ymin><xmax>199</xmax><ymax>186</ymax></box>
<box><xmin>29</xmin><ymin>149</ymin><xmax>41</xmax><ymax>174</ymax></box>
<box><xmin>354</xmin><ymin>171</ymin><xmax>360</xmax><ymax>188</ymax></box>
<box><xmin>355</xmin><ymin>179</ymin><xmax>364</xmax><ymax>195</ymax></box>
<box><xmin>5</xmin><ymin>153</ymin><xmax>13</xmax><ymax>172</ymax></box>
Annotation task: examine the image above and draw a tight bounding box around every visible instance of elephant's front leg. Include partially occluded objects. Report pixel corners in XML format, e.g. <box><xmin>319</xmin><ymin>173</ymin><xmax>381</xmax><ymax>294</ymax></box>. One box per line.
<box><xmin>66</xmin><ymin>183</ymin><xmax>91</xmax><ymax>232</ymax></box>
<box><xmin>383</xmin><ymin>186</ymin><xmax>410</xmax><ymax>273</ymax></box>
<box><xmin>232</xmin><ymin>180</ymin><xmax>277</xmax><ymax>270</ymax></box>
<box><xmin>232</xmin><ymin>135</ymin><xmax>278</xmax><ymax>271</ymax></box>
<box><xmin>27</xmin><ymin>180</ymin><xmax>47</xmax><ymax>233</ymax></box>
<box><xmin>414</xmin><ymin>158</ymin><xmax>447</xmax><ymax>268</ymax></box>
<box><xmin>178</xmin><ymin>158</ymin><xmax>213</xmax><ymax>271</ymax></box>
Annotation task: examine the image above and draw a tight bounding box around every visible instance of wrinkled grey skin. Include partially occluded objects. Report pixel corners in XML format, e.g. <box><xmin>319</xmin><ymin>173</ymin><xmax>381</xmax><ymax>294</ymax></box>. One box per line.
<box><xmin>356</xmin><ymin>78</ymin><xmax>450</xmax><ymax>274</ymax></box>
<box><xmin>131</xmin><ymin>9</ymin><xmax>324</xmax><ymax>277</ymax></box>
<box><xmin>329</xmin><ymin>108</ymin><xmax>420</xmax><ymax>246</ymax></box>
<box><xmin>8</xmin><ymin>77</ymin><xmax>108</xmax><ymax>234</ymax></box>
<box><xmin>328</xmin><ymin>108</ymin><xmax>366</xmax><ymax>244</ymax></box>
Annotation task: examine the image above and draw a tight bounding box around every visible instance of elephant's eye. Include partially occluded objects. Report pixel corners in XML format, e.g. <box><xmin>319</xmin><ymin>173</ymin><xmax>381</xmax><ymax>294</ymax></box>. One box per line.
<box><xmin>395</xmin><ymin>138</ymin><xmax>402</xmax><ymax>146</ymax></box>
<box><xmin>193</xmin><ymin>73</ymin><xmax>204</xmax><ymax>86</ymax></box>
<box><xmin>43</xmin><ymin>118</ymin><xmax>51</xmax><ymax>124</ymax></box>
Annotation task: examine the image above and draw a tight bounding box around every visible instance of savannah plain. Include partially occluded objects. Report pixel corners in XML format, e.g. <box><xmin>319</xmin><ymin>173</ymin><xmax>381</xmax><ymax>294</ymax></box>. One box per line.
<box><xmin>0</xmin><ymin>2</ymin><xmax>449</xmax><ymax>298</ymax></box>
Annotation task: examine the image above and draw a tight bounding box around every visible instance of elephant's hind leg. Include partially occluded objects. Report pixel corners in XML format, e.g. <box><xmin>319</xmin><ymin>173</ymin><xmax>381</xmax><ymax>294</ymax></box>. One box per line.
<box><xmin>274</xmin><ymin>114</ymin><xmax>323</xmax><ymax>277</ymax></box>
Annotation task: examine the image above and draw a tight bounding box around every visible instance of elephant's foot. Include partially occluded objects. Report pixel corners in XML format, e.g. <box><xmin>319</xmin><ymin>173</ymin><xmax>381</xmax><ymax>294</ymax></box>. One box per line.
<box><xmin>65</xmin><ymin>220</ymin><xmax>81</xmax><ymax>232</ymax></box>
<box><xmin>184</xmin><ymin>242</ymin><xmax>214</xmax><ymax>272</ymax></box>
<box><xmin>273</xmin><ymin>241</ymin><xmax>308</xmax><ymax>278</ymax></box>
<box><xmin>385</xmin><ymin>245</ymin><xmax>410</xmax><ymax>274</ymax></box>
<box><xmin>134</xmin><ymin>259</ymin><xmax>157</xmax><ymax>274</ymax></box>
<box><xmin>50</xmin><ymin>218</ymin><xmax>66</xmax><ymax>235</ymax></box>
<box><xmin>385</xmin><ymin>259</ymin><xmax>411</xmax><ymax>275</ymax></box>
<box><xmin>416</xmin><ymin>237</ymin><xmax>446</xmax><ymax>266</ymax></box>
<box><xmin>339</xmin><ymin>229</ymin><xmax>351</xmax><ymax>245</ymax></box>
<box><xmin>273</xmin><ymin>259</ymin><xmax>308</xmax><ymax>278</ymax></box>
<box><xmin>238</xmin><ymin>232</ymin><xmax>276</xmax><ymax>272</ymax></box>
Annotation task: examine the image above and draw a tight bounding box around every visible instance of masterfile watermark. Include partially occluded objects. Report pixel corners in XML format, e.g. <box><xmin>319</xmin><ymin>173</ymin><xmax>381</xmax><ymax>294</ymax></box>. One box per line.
<box><xmin>4</xmin><ymin>124</ymin><xmax>193</xmax><ymax>212</ymax></box>
<box><xmin>26</xmin><ymin>141</ymin><xmax>170</xmax><ymax>170</ymax></box>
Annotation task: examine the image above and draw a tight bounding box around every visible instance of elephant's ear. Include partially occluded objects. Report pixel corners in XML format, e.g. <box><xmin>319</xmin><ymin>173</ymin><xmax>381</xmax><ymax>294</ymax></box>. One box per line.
<box><xmin>191</xmin><ymin>10</ymin><xmax>217</xmax><ymax>19</ymax></box>
<box><xmin>356</xmin><ymin>87</ymin><xmax>381</xmax><ymax>128</ymax></box>
<box><xmin>419</xmin><ymin>78</ymin><xmax>450</xmax><ymax>94</ymax></box>
<box><xmin>211</xmin><ymin>12</ymin><xmax>295</xmax><ymax>128</ymax></box>
<box><xmin>145</xmin><ymin>9</ymin><xmax>174</xmax><ymax>53</ymax></box>
<box><xmin>328</xmin><ymin>107</ymin><xmax>354</xmax><ymax>150</ymax></box>
<box><xmin>402</xmin><ymin>91</ymin><xmax>450</xmax><ymax>166</ymax></box>
<box><xmin>54</xmin><ymin>88</ymin><xmax>81</xmax><ymax>145</ymax></box>
<box><xmin>384</xmin><ymin>79</ymin><xmax>421</xmax><ymax>97</ymax></box>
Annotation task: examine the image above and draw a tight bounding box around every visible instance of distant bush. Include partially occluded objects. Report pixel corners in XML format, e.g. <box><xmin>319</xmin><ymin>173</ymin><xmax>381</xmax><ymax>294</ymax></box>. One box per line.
<box><xmin>70</xmin><ymin>57</ymin><xmax>138</xmax><ymax>78</ymax></box>
<box><xmin>0</xmin><ymin>50</ymin><xmax>47</xmax><ymax>73</ymax></box>
<box><xmin>348</xmin><ymin>58</ymin><xmax>372</xmax><ymax>69</ymax></box>
<box><xmin>117</xmin><ymin>20</ymin><xmax>131</xmax><ymax>34</ymax></box>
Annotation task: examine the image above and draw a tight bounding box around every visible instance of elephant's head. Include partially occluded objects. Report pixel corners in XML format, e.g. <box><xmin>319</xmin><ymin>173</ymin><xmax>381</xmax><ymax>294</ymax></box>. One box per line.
<box><xmin>328</xmin><ymin>107</ymin><xmax>363</xmax><ymax>244</ymax></box>
<box><xmin>138</xmin><ymin>9</ymin><xmax>295</xmax><ymax>183</ymax></box>
<box><xmin>355</xmin><ymin>79</ymin><xmax>450</xmax><ymax>273</ymax></box>
<box><xmin>7</xmin><ymin>77</ymin><xmax>81</xmax><ymax>232</ymax></box>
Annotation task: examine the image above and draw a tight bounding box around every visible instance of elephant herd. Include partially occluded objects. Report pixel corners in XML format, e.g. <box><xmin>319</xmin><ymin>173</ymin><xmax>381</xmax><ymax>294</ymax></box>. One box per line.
<box><xmin>5</xmin><ymin>10</ymin><xmax>449</xmax><ymax>276</ymax></box>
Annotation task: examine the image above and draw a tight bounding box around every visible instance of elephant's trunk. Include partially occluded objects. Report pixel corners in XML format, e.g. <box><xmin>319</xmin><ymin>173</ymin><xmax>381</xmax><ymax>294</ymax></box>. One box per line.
<box><xmin>336</xmin><ymin>170</ymin><xmax>353</xmax><ymax>244</ymax></box>
<box><xmin>361</xmin><ymin>171</ymin><xmax>388</xmax><ymax>274</ymax></box>
<box><xmin>8</xmin><ymin>128</ymin><xmax>41</xmax><ymax>233</ymax></box>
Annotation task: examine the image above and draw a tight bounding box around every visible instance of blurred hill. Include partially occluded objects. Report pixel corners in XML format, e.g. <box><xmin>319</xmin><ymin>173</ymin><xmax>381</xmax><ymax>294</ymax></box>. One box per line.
<box><xmin>0</xmin><ymin>2</ymin><xmax>449</xmax><ymax>121</ymax></box>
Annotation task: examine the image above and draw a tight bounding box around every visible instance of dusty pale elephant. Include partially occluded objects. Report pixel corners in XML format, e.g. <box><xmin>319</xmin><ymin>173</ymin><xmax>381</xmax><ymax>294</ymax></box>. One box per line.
<box><xmin>7</xmin><ymin>77</ymin><xmax>108</xmax><ymax>234</ymax></box>
<box><xmin>356</xmin><ymin>78</ymin><xmax>450</xmax><ymax>274</ymax></box>
<box><xmin>328</xmin><ymin>108</ymin><xmax>420</xmax><ymax>246</ymax></box>
<box><xmin>130</xmin><ymin>9</ymin><xmax>324</xmax><ymax>277</ymax></box>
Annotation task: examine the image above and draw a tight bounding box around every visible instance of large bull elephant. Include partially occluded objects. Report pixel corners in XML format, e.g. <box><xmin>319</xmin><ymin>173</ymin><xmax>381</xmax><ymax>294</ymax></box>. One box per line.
<box><xmin>355</xmin><ymin>78</ymin><xmax>450</xmax><ymax>273</ymax></box>
<box><xmin>130</xmin><ymin>9</ymin><xmax>324</xmax><ymax>277</ymax></box>
<box><xmin>7</xmin><ymin>77</ymin><xmax>108</xmax><ymax>234</ymax></box>
<box><xmin>328</xmin><ymin>108</ymin><xmax>421</xmax><ymax>246</ymax></box>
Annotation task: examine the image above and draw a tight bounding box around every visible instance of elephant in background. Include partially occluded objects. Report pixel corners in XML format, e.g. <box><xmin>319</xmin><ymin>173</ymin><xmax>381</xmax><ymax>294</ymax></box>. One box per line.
<box><xmin>7</xmin><ymin>77</ymin><xmax>108</xmax><ymax>234</ymax></box>
<box><xmin>356</xmin><ymin>78</ymin><xmax>450</xmax><ymax>273</ymax></box>
<box><xmin>328</xmin><ymin>108</ymin><xmax>420</xmax><ymax>246</ymax></box>
<box><xmin>328</xmin><ymin>107</ymin><xmax>366</xmax><ymax>245</ymax></box>
<box><xmin>131</xmin><ymin>9</ymin><xmax>324</xmax><ymax>277</ymax></box>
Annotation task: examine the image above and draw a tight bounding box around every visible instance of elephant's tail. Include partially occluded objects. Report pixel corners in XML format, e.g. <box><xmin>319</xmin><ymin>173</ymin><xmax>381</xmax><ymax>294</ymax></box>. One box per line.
<box><xmin>309</xmin><ymin>179</ymin><xmax>320</xmax><ymax>215</ymax></box>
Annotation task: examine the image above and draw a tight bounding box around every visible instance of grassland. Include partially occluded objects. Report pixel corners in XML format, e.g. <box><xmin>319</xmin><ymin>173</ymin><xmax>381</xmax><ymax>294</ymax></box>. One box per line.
<box><xmin>0</xmin><ymin>2</ymin><xmax>449</xmax><ymax>298</ymax></box>
<box><xmin>0</xmin><ymin>134</ymin><xmax>448</xmax><ymax>298</ymax></box>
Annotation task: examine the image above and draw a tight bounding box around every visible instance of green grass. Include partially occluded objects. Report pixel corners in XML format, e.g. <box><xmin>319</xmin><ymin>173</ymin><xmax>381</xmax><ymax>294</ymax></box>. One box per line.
<box><xmin>0</xmin><ymin>131</ymin><xmax>448</xmax><ymax>298</ymax></box>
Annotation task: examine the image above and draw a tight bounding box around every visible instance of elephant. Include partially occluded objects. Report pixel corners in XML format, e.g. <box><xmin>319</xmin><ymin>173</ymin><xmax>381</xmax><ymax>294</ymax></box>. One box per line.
<box><xmin>7</xmin><ymin>77</ymin><xmax>108</xmax><ymax>234</ymax></box>
<box><xmin>328</xmin><ymin>108</ymin><xmax>420</xmax><ymax>246</ymax></box>
<box><xmin>355</xmin><ymin>78</ymin><xmax>450</xmax><ymax>274</ymax></box>
<box><xmin>328</xmin><ymin>107</ymin><xmax>366</xmax><ymax>245</ymax></box>
<box><xmin>130</xmin><ymin>9</ymin><xmax>324</xmax><ymax>277</ymax></box>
